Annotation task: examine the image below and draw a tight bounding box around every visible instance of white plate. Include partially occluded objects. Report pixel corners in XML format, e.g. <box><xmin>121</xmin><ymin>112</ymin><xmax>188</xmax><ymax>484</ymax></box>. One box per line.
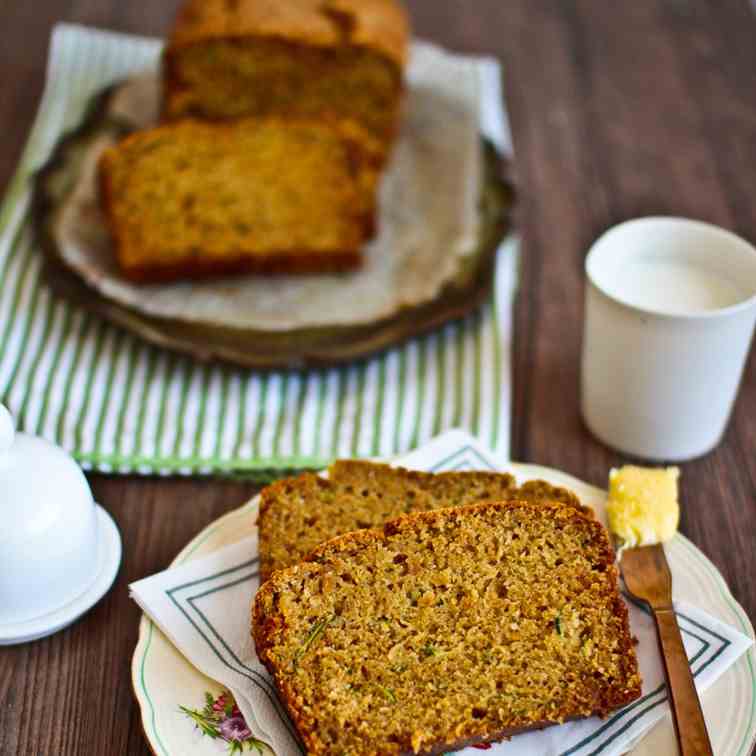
<box><xmin>0</xmin><ymin>505</ymin><xmax>121</xmax><ymax>645</ymax></box>
<box><xmin>131</xmin><ymin>438</ymin><xmax>755</xmax><ymax>756</ymax></box>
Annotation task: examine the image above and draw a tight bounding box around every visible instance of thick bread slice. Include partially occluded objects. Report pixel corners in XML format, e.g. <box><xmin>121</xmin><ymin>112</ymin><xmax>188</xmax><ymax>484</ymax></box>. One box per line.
<box><xmin>257</xmin><ymin>460</ymin><xmax>587</xmax><ymax>581</ymax></box>
<box><xmin>253</xmin><ymin>500</ymin><xmax>641</xmax><ymax>755</ymax></box>
<box><xmin>98</xmin><ymin>117</ymin><xmax>375</xmax><ymax>282</ymax></box>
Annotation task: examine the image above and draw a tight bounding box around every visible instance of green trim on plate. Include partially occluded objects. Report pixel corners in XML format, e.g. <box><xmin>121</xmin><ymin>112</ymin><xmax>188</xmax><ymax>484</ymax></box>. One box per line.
<box><xmin>139</xmin><ymin>620</ymin><xmax>169</xmax><ymax>756</ymax></box>
<box><xmin>679</xmin><ymin>536</ymin><xmax>756</xmax><ymax>756</ymax></box>
<box><xmin>178</xmin><ymin>504</ymin><xmax>256</xmax><ymax>565</ymax></box>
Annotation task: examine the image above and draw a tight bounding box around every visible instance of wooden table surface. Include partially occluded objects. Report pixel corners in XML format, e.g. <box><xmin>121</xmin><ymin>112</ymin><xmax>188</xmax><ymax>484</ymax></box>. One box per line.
<box><xmin>1</xmin><ymin>1</ymin><xmax>755</xmax><ymax>754</ymax></box>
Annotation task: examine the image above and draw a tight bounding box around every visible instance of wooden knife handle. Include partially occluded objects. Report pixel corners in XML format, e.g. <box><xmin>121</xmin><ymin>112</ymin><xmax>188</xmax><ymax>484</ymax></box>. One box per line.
<box><xmin>653</xmin><ymin>607</ymin><xmax>713</xmax><ymax>756</ymax></box>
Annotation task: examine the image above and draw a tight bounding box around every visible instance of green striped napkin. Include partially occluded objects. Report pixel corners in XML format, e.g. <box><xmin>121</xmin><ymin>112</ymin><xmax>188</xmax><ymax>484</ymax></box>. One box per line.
<box><xmin>0</xmin><ymin>24</ymin><xmax>516</xmax><ymax>478</ymax></box>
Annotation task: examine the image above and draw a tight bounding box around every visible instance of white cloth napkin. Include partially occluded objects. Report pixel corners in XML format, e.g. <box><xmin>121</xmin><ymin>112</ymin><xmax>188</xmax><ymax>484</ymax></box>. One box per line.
<box><xmin>131</xmin><ymin>434</ymin><xmax>753</xmax><ymax>756</ymax></box>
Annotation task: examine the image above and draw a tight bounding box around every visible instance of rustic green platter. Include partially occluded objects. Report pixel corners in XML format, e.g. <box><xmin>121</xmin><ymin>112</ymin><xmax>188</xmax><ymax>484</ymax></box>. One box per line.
<box><xmin>34</xmin><ymin>82</ymin><xmax>515</xmax><ymax>370</ymax></box>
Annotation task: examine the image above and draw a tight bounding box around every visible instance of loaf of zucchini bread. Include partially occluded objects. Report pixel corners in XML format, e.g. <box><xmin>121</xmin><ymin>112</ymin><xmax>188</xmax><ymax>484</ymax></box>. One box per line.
<box><xmin>163</xmin><ymin>0</ymin><xmax>409</xmax><ymax>161</ymax></box>
<box><xmin>98</xmin><ymin>117</ymin><xmax>376</xmax><ymax>282</ymax></box>
<box><xmin>253</xmin><ymin>499</ymin><xmax>642</xmax><ymax>755</ymax></box>
<box><xmin>257</xmin><ymin>460</ymin><xmax>587</xmax><ymax>580</ymax></box>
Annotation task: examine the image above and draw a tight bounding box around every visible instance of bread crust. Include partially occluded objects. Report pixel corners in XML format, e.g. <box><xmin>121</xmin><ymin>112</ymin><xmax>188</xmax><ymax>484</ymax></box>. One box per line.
<box><xmin>253</xmin><ymin>499</ymin><xmax>642</xmax><ymax>755</ymax></box>
<box><xmin>166</xmin><ymin>0</ymin><xmax>409</xmax><ymax>69</ymax></box>
<box><xmin>309</xmin><ymin>498</ymin><xmax>600</xmax><ymax>561</ymax></box>
<box><xmin>162</xmin><ymin>0</ymin><xmax>409</xmax><ymax>151</ymax></box>
<box><xmin>329</xmin><ymin>459</ymin><xmax>516</xmax><ymax>490</ymax></box>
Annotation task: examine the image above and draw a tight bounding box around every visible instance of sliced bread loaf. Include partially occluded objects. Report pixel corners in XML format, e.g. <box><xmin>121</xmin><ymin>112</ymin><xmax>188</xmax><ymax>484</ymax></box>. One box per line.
<box><xmin>257</xmin><ymin>460</ymin><xmax>587</xmax><ymax>580</ymax></box>
<box><xmin>163</xmin><ymin>0</ymin><xmax>409</xmax><ymax>160</ymax></box>
<box><xmin>253</xmin><ymin>499</ymin><xmax>641</xmax><ymax>755</ymax></box>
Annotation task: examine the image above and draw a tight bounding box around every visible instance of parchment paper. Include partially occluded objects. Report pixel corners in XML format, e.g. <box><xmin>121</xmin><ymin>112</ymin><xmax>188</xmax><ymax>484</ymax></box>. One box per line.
<box><xmin>52</xmin><ymin>41</ymin><xmax>485</xmax><ymax>331</ymax></box>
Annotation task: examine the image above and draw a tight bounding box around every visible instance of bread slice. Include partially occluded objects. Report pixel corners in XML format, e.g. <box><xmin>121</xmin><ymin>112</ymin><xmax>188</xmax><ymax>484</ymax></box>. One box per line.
<box><xmin>163</xmin><ymin>0</ymin><xmax>409</xmax><ymax>160</ymax></box>
<box><xmin>98</xmin><ymin>118</ymin><xmax>376</xmax><ymax>282</ymax></box>
<box><xmin>257</xmin><ymin>460</ymin><xmax>587</xmax><ymax>581</ymax></box>
<box><xmin>253</xmin><ymin>500</ymin><xmax>642</xmax><ymax>755</ymax></box>
<box><xmin>330</xmin><ymin>460</ymin><xmax>584</xmax><ymax>510</ymax></box>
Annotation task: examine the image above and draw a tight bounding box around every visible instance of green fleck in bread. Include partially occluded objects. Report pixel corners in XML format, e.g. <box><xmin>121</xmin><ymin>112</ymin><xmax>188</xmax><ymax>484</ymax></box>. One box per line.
<box><xmin>253</xmin><ymin>499</ymin><xmax>642</xmax><ymax>755</ymax></box>
<box><xmin>163</xmin><ymin>0</ymin><xmax>409</xmax><ymax>161</ymax></box>
<box><xmin>98</xmin><ymin>118</ymin><xmax>376</xmax><ymax>282</ymax></box>
<box><xmin>257</xmin><ymin>460</ymin><xmax>588</xmax><ymax>581</ymax></box>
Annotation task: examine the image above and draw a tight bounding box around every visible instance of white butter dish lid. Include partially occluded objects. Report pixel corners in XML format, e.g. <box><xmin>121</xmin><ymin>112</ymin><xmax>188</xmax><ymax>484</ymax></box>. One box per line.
<box><xmin>0</xmin><ymin>405</ymin><xmax>121</xmax><ymax>644</ymax></box>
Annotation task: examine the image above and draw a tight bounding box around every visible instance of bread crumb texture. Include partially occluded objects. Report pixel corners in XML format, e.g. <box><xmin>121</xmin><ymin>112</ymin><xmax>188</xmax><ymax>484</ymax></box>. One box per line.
<box><xmin>257</xmin><ymin>460</ymin><xmax>589</xmax><ymax>580</ymax></box>
<box><xmin>253</xmin><ymin>500</ymin><xmax>642</xmax><ymax>755</ymax></box>
<box><xmin>98</xmin><ymin>118</ymin><xmax>374</xmax><ymax>281</ymax></box>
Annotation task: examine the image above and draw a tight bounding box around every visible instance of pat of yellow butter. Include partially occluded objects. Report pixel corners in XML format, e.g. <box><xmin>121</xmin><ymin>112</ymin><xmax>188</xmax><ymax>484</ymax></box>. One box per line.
<box><xmin>606</xmin><ymin>466</ymin><xmax>680</xmax><ymax>547</ymax></box>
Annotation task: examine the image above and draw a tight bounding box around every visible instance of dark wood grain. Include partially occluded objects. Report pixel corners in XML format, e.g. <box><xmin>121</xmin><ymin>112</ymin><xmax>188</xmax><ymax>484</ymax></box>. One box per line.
<box><xmin>0</xmin><ymin>2</ymin><xmax>755</xmax><ymax>755</ymax></box>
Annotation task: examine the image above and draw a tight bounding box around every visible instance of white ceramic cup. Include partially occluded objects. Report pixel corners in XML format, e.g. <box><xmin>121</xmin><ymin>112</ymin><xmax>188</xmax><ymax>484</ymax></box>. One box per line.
<box><xmin>581</xmin><ymin>217</ymin><xmax>756</xmax><ymax>461</ymax></box>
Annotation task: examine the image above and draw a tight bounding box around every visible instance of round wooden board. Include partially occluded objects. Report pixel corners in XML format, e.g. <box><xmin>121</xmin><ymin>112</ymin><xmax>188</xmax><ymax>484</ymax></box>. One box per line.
<box><xmin>32</xmin><ymin>84</ymin><xmax>515</xmax><ymax>370</ymax></box>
